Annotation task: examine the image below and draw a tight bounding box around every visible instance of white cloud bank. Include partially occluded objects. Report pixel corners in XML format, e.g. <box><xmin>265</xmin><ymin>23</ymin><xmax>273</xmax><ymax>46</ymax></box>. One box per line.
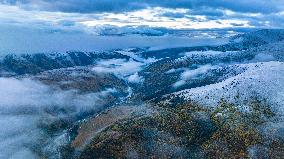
<box><xmin>0</xmin><ymin>77</ymin><xmax>117</xmax><ymax>158</ymax></box>
<box><xmin>92</xmin><ymin>55</ymin><xmax>151</xmax><ymax>83</ymax></box>
<box><xmin>0</xmin><ymin>78</ymin><xmax>116</xmax><ymax>111</ymax></box>
<box><xmin>173</xmin><ymin>65</ymin><xmax>214</xmax><ymax>88</ymax></box>
<box><xmin>92</xmin><ymin>58</ymin><xmax>144</xmax><ymax>76</ymax></box>
<box><xmin>128</xmin><ymin>72</ymin><xmax>144</xmax><ymax>83</ymax></box>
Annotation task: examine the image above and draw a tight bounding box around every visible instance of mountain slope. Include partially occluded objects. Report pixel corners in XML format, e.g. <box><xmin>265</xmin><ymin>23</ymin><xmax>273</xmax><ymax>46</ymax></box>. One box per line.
<box><xmin>0</xmin><ymin>51</ymin><xmax>131</xmax><ymax>76</ymax></box>
<box><xmin>1</xmin><ymin>29</ymin><xmax>284</xmax><ymax>158</ymax></box>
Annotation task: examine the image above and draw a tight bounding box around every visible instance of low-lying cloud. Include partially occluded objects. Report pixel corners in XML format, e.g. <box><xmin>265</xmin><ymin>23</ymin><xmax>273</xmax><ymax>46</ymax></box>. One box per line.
<box><xmin>0</xmin><ymin>78</ymin><xmax>116</xmax><ymax>112</ymax></box>
<box><xmin>92</xmin><ymin>58</ymin><xmax>144</xmax><ymax>76</ymax></box>
<box><xmin>0</xmin><ymin>24</ymin><xmax>230</xmax><ymax>55</ymax></box>
<box><xmin>128</xmin><ymin>72</ymin><xmax>144</xmax><ymax>83</ymax></box>
<box><xmin>0</xmin><ymin>77</ymin><xmax>117</xmax><ymax>158</ymax></box>
<box><xmin>92</xmin><ymin>58</ymin><xmax>148</xmax><ymax>84</ymax></box>
<box><xmin>250</xmin><ymin>53</ymin><xmax>276</xmax><ymax>63</ymax></box>
<box><xmin>173</xmin><ymin>65</ymin><xmax>214</xmax><ymax>88</ymax></box>
<box><xmin>181</xmin><ymin>65</ymin><xmax>213</xmax><ymax>79</ymax></box>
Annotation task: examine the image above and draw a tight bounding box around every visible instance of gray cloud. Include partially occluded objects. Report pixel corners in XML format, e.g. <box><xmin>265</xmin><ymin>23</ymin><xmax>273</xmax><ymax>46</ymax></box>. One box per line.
<box><xmin>1</xmin><ymin>0</ymin><xmax>283</xmax><ymax>29</ymax></box>
<box><xmin>0</xmin><ymin>0</ymin><xmax>284</xmax><ymax>32</ymax></box>
<box><xmin>1</xmin><ymin>0</ymin><xmax>284</xmax><ymax>14</ymax></box>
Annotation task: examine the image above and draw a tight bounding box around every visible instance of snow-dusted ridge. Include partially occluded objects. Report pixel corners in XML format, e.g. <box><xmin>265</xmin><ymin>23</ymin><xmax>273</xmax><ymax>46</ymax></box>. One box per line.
<box><xmin>167</xmin><ymin>61</ymin><xmax>284</xmax><ymax>112</ymax></box>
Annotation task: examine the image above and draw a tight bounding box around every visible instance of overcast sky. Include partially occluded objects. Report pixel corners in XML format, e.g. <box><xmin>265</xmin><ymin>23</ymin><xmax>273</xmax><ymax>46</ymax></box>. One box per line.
<box><xmin>1</xmin><ymin>0</ymin><xmax>284</xmax><ymax>30</ymax></box>
<box><xmin>0</xmin><ymin>0</ymin><xmax>283</xmax><ymax>53</ymax></box>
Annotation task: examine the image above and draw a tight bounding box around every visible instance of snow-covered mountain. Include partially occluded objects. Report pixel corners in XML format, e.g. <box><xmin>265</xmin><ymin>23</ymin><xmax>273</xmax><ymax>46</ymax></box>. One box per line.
<box><xmin>1</xmin><ymin>29</ymin><xmax>284</xmax><ymax>158</ymax></box>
